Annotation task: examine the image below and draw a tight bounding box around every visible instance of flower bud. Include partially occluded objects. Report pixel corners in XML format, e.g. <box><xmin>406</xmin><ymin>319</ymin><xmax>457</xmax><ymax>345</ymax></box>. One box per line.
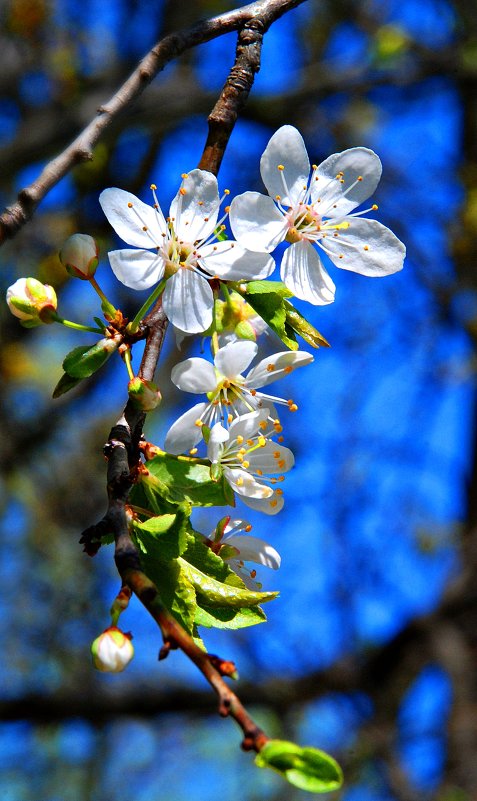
<box><xmin>60</xmin><ymin>233</ymin><xmax>99</xmax><ymax>279</ymax></box>
<box><xmin>128</xmin><ymin>377</ymin><xmax>162</xmax><ymax>411</ymax></box>
<box><xmin>6</xmin><ymin>277</ymin><xmax>57</xmax><ymax>326</ymax></box>
<box><xmin>91</xmin><ymin>626</ymin><xmax>134</xmax><ymax>673</ymax></box>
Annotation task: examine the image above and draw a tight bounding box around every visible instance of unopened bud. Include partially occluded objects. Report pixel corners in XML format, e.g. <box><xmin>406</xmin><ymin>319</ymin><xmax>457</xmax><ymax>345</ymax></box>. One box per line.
<box><xmin>6</xmin><ymin>277</ymin><xmax>57</xmax><ymax>326</ymax></box>
<box><xmin>60</xmin><ymin>234</ymin><xmax>99</xmax><ymax>279</ymax></box>
<box><xmin>128</xmin><ymin>377</ymin><xmax>162</xmax><ymax>411</ymax></box>
<box><xmin>91</xmin><ymin>626</ymin><xmax>134</xmax><ymax>673</ymax></box>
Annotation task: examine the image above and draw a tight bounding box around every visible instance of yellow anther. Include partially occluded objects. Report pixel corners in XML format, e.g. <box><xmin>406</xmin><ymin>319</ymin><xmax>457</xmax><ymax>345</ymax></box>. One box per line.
<box><xmin>142</xmin><ymin>226</ymin><xmax>148</xmax><ymax>231</ymax></box>
<box><xmin>289</xmin><ymin>403</ymin><xmax>298</xmax><ymax>412</ymax></box>
<box><xmin>274</xmin><ymin>423</ymin><xmax>283</xmax><ymax>433</ymax></box>
<box><xmin>277</xmin><ymin>164</ymin><xmax>285</xmax><ymax>171</ymax></box>
<box><xmin>150</xmin><ymin>183</ymin><xmax>157</xmax><ymax>190</ymax></box>
<box><xmin>224</xmin><ymin>205</ymin><xmax>230</xmax><ymax>214</ymax></box>
<box><xmin>278</xmin><ymin>475</ymin><xmax>285</xmax><ymax>482</ymax></box>
<box><xmin>275</xmin><ymin>488</ymin><xmax>283</xmax><ymax>495</ymax></box>
<box><xmin>363</xmin><ymin>245</ymin><xmax>369</xmax><ymax>251</ymax></box>
<box><xmin>179</xmin><ymin>188</ymin><xmax>187</xmax><ymax>196</ymax></box>
<box><xmin>339</xmin><ymin>178</ymin><xmax>345</xmax><ymax>184</ymax></box>
<box><xmin>372</xmin><ymin>204</ymin><xmax>378</xmax><ymax>210</ymax></box>
<box><xmin>194</xmin><ymin>419</ymin><xmax>204</xmax><ymax>427</ymax></box>
<box><xmin>250</xmin><ymin>569</ymin><xmax>257</xmax><ymax>579</ymax></box>
<box><xmin>227</xmin><ymin>414</ymin><xmax>233</xmax><ymax>423</ymax></box>
<box><xmin>237</xmin><ymin>453</ymin><xmax>244</xmax><ymax>462</ymax></box>
<box><xmin>204</xmin><ymin>216</ymin><xmax>209</xmax><ymax>222</ymax></box>
<box><xmin>189</xmin><ymin>447</ymin><xmax>198</xmax><ymax>455</ymax></box>
<box><xmin>242</xmin><ymin>460</ymin><xmax>250</xmax><ymax>469</ymax></box>
<box><xmin>275</xmin><ymin>194</ymin><xmax>282</xmax><ymax>201</ymax></box>
<box><xmin>259</xmin><ymin>420</ymin><xmax>267</xmax><ymax>430</ymax></box>
<box><xmin>128</xmin><ymin>202</ymin><xmax>133</xmax><ymax>208</ymax></box>
<box><xmin>245</xmin><ymin>524</ymin><xmax>252</xmax><ymax>532</ymax></box>
<box><xmin>278</xmin><ymin>436</ymin><xmax>284</xmax><ymax>443</ymax></box>
<box><xmin>278</xmin><ymin>459</ymin><xmax>286</xmax><ymax>469</ymax></box>
<box><xmin>273</xmin><ymin>451</ymin><xmax>280</xmax><ymax>458</ymax></box>
<box><xmin>236</xmin><ymin>476</ymin><xmax>244</xmax><ymax>487</ymax></box>
<box><xmin>266</xmin><ymin>363</ymin><xmax>276</xmax><ymax>372</ymax></box>
<box><xmin>236</xmin><ymin>435</ymin><xmax>244</xmax><ymax>444</ymax></box>
<box><xmin>181</xmin><ymin>172</ymin><xmax>189</xmax><ymax>179</ymax></box>
<box><xmin>256</xmin><ymin>469</ymin><xmax>263</xmax><ymax>476</ymax></box>
<box><xmin>284</xmin><ymin>365</ymin><xmax>293</xmax><ymax>374</ymax></box>
<box><xmin>258</xmin><ymin>436</ymin><xmax>266</xmax><ymax>447</ymax></box>
<box><xmin>224</xmin><ymin>189</ymin><xmax>230</xmax><ymax>195</ymax></box>
<box><xmin>270</xmin><ymin>500</ymin><xmax>278</xmax><ymax>508</ymax></box>
<box><xmin>339</xmin><ymin>254</ymin><xmax>344</xmax><ymax>259</ymax></box>
<box><xmin>357</xmin><ymin>175</ymin><xmax>363</xmax><ymax>181</ymax></box>
<box><xmin>312</xmin><ymin>164</ymin><xmax>317</xmax><ymax>170</ymax></box>
<box><xmin>250</xmin><ymin>389</ymin><xmax>257</xmax><ymax>396</ymax></box>
<box><xmin>239</xmin><ymin>447</ymin><xmax>247</xmax><ymax>455</ymax></box>
<box><xmin>246</xmin><ymin>439</ymin><xmax>254</xmax><ymax>446</ymax></box>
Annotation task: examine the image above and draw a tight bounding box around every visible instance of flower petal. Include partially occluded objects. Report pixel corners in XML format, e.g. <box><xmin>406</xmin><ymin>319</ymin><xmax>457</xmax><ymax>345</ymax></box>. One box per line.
<box><xmin>199</xmin><ymin>240</ymin><xmax>276</xmax><ymax>280</ymax></box>
<box><xmin>171</xmin><ymin>358</ymin><xmax>217</xmax><ymax>393</ymax></box>
<box><xmin>312</xmin><ymin>148</ymin><xmax>382</xmax><ymax>216</ymax></box>
<box><xmin>224</xmin><ymin>467</ymin><xmax>273</xmax><ymax>499</ymax></box>
<box><xmin>100</xmin><ymin>188</ymin><xmax>166</xmax><ymax>248</ymax></box>
<box><xmin>207</xmin><ymin>422</ymin><xmax>229</xmax><ymax>463</ymax></box>
<box><xmin>108</xmin><ymin>249</ymin><xmax>165</xmax><ymax>290</ymax></box>
<box><xmin>281</xmin><ymin>240</ymin><xmax>335</xmax><ymax>305</ymax></box>
<box><xmin>163</xmin><ymin>270</ymin><xmax>213</xmax><ymax>333</ymax></box>
<box><xmin>214</xmin><ymin>341</ymin><xmax>258</xmax><ymax>378</ymax></box>
<box><xmin>170</xmin><ymin>169</ymin><xmax>219</xmax><ymax>242</ymax></box>
<box><xmin>246</xmin><ymin>442</ymin><xmax>294</xmax><ymax>474</ymax></box>
<box><xmin>164</xmin><ymin>401</ymin><xmax>209</xmax><ymax>455</ymax></box>
<box><xmin>321</xmin><ymin>217</ymin><xmax>406</xmax><ymax>276</ymax></box>
<box><xmin>229</xmin><ymin>192</ymin><xmax>287</xmax><ymax>253</ymax></box>
<box><xmin>224</xmin><ymin>534</ymin><xmax>281</xmax><ymax>569</ymax></box>
<box><xmin>228</xmin><ymin>409</ymin><xmax>269</xmax><ymax>442</ymax></box>
<box><xmin>241</xmin><ymin>491</ymin><xmax>284</xmax><ymax>515</ymax></box>
<box><xmin>260</xmin><ymin>125</ymin><xmax>310</xmax><ymax>206</ymax></box>
<box><xmin>246</xmin><ymin>350</ymin><xmax>313</xmax><ymax>388</ymax></box>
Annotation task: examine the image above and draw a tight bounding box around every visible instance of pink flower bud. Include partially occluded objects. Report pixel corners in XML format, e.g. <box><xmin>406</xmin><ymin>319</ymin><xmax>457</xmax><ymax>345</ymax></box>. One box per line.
<box><xmin>91</xmin><ymin>626</ymin><xmax>134</xmax><ymax>673</ymax></box>
<box><xmin>60</xmin><ymin>234</ymin><xmax>99</xmax><ymax>279</ymax></box>
<box><xmin>128</xmin><ymin>377</ymin><xmax>162</xmax><ymax>411</ymax></box>
<box><xmin>6</xmin><ymin>277</ymin><xmax>57</xmax><ymax>325</ymax></box>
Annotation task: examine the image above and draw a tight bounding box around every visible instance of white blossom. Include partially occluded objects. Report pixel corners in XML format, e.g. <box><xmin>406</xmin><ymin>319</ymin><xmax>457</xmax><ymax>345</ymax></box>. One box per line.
<box><xmin>91</xmin><ymin>627</ymin><xmax>134</xmax><ymax>673</ymax></box>
<box><xmin>6</xmin><ymin>277</ymin><xmax>57</xmax><ymax>325</ymax></box>
<box><xmin>211</xmin><ymin>517</ymin><xmax>281</xmax><ymax>589</ymax></box>
<box><xmin>99</xmin><ymin>170</ymin><xmax>275</xmax><ymax>333</ymax></box>
<box><xmin>207</xmin><ymin>409</ymin><xmax>294</xmax><ymax>515</ymax></box>
<box><xmin>164</xmin><ymin>340</ymin><xmax>312</xmax><ymax>455</ymax></box>
<box><xmin>229</xmin><ymin>125</ymin><xmax>406</xmax><ymax>305</ymax></box>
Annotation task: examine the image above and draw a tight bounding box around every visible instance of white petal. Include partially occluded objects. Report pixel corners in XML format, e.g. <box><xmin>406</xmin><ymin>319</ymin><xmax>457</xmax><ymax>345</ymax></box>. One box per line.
<box><xmin>164</xmin><ymin>401</ymin><xmax>209</xmax><ymax>455</ymax></box>
<box><xmin>199</xmin><ymin>240</ymin><xmax>276</xmax><ymax>280</ymax></box>
<box><xmin>99</xmin><ymin>188</ymin><xmax>166</xmax><ymax>248</ymax></box>
<box><xmin>170</xmin><ymin>169</ymin><xmax>219</xmax><ymax>242</ymax></box>
<box><xmin>246</xmin><ymin>442</ymin><xmax>295</xmax><ymax>474</ymax></box>
<box><xmin>246</xmin><ymin>351</ymin><xmax>313</xmax><ymax>388</ymax></box>
<box><xmin>241</xmin><ymin>491</ymin><xmax>285</xmax><ymax>515</ymax></box>
<box><xmin>163</xmin><ymin>270</ymin><xmax>213</xmax><ymax>333</ymax></box>
<box><xmin>229</xmin><ymin>192</ymin><xmax>287</xmax><ymax>253</ymax></box>
<box><xmin>260</xmin><ymin>125</ymin><xmax>310</xmax><ymax>206</ymax></box>
<box><xmin>225</xmin><ymin>534</ymin><xmax>281</xmax><ymax>569</ymax></box>
<box><xmin>214</xmin><ymin>341</ymin><xmax>258</xmax><ymax>378</ymax></box>
<box><xmin>108</xmin><ymin>249</ymin><xmax>165</xmax><ymax>290</ymax></box>
<box><xmin>228</xmin><ymin>409</ymin><xmax>269</xmax><ymax>442</ymax></box>
<box><xmin>321</xmin><ymin>218</ymin><xmax>406</xmax><ymax>276</ymax></box>
<box><xmin>207</xmin><ymin>422</ymin><xmax>229</xmax><ymax>463</ymax></box>
<box><xmin>281</xmin><ymin>240</ymin><xmax>335</xmax><ymax>305</ymax></box>
<box><xmin>224</xmin><ymin>467</ymin><xmax>273</xmax><ymax>499</ymax></box>
<box><xmin>171</xmin><ymin>358</ymin><xmax>217</xmax><ymax>393</ymax></box>
<box><xmin>312</xmin><ymin>148</ymin><xmax>382</xmax><ymax>216</ymax></box>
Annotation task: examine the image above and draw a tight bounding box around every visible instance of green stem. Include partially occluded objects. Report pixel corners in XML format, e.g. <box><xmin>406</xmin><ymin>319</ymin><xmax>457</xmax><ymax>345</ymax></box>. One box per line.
<box><xmin>90</xmin><ymin>277</ymin><xmax>111</xmax><ymax>306</ymax></box>
<box><xmin>52</xmin><ymin>314</ymin><xmax>104</xmax><ymax>334</ymax></box>
<box><xmin>123</xmin><ymin>347</ymin><xmax>135</xmax><ymax>381</ymax></box>
<box><xmin>129</xmin><ymin>280</ymin><xmax>166</xmax><ymax>334</ymax></box>
<box><xmin>221</xmin><ymin>282</ymin><xmax>233</xmax><ymax>306</ymax></box>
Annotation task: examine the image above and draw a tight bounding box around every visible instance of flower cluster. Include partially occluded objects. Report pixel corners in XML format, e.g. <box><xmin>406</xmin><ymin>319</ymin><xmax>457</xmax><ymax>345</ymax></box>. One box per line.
<box><xmin>5</xmin><ymin>124</ymin><xmax>406</xmax><ymax>659</ymax></box>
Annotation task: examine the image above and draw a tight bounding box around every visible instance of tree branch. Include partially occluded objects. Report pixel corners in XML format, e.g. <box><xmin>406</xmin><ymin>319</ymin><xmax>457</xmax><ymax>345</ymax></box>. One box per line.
<box><xmin>0</xmin><ymin>0</ymin><xmax>306</xmax><ymax>245</ymax></box>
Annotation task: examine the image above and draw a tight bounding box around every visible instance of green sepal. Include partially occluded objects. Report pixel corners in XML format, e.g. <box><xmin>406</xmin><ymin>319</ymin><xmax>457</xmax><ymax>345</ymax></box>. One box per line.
<box><xmin>139</xmin><ymin>452</ymin><xmax>235</xmax><ymax>508</ymax></box>
<box><xmin>62</xmin><ymin>337</ymin><xmax>119</xmax><ymax>378</ymax></box>
<box><xmin>255</xmin><ymin>740</ymin><xmax>343</xmax><ymax>794</ymax></box>
<box><xmin>20</xmin><ymin>318</ymin><xmax>42</xmax><ymax>328</ymax></box>
<box><xmin>52</xmin><ymin>372</ymin><xmax>84</xmax><ymax>398</ymax></box>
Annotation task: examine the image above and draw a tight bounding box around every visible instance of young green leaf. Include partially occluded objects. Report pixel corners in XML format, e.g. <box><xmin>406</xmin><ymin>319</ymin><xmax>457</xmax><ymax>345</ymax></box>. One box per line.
<box><xmin>178</xmin><ymin>559</ymin><xmax>278</xmax><ymax>608</ymax></box>
<box><xmin>52</xmin><ymin>372</ymin><xmax>84</xmax><ymax>398</ymax></box>
<box><xmin>241</xmin><ymin>281</ymin><xmax>298</xmax><ymax>350</ymax></box>
<box><xmin>284</xmin><ymin>302</ymin><xmax>330</xmax><ymax>349</ymax></box>
<box><xmin>255</xmin><ymin>740</ymin><xmax>343</xmax><ymax>794</ymax></box>
<box><xmin>132</xmin><ymin>505</ymin><xmax>192</xmax><ymax>561</ymax></box>
<box><xmin>62</xmin><ymin>337</ymin><xmax>119</xmax><ymax>378</ymax></box>
<box><xmin>194</xmin><ymin>603</ymin><xmax>267</xmax><ymax>630</ymax></box>
<box><xmin>141</xmin><ymin>452</ymin><xmax>235</xmax><ymax>508</ymax></box>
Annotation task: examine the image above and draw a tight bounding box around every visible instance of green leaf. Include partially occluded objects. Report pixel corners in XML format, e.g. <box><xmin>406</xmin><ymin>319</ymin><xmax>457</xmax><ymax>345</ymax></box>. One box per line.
<box><xmin>194</xmin><ymin>603</ymin><xmax>267</xmax><ymax>630</ymax></box>
<box><xmin>141</xmin><ymin>452</ymin><xmax>235</xmax><ymax>508</ymax></box>
<box><xmin>138</xmin><ymin>553</ymin><xmax>197</xmax><ymax>634</ymax></box>
<box><xmin>62</xmin><ymin>337</ymin><xmax>118</xmax><ymax>378</ymax></box>
<box><xmin>284</xmin><ymin>302</ymin><xmax>330</xmax><ymax>349</ymax></box>
<box><xmin>255</xmin><ymin>740</ymin><xmax>343</xmax><ymax>794</ymax></box>
<box><xmin>178</xmin><ymin>559</ymin><xmax>278</xmax><ymax>608</ymax></box>
<box><xmin>52</xmin><ymin>372</ymin><xmax>83</xmax><ymax>398</ymax></box>
<box><xmin>132</xmin><ymin>505</ymin><xmax>191</xmax><ymax>560</ymax></box>
<box><xmin>241</xmin><ymin>281</ymin><xmax>298</xmax><ymax>350</ymax></box>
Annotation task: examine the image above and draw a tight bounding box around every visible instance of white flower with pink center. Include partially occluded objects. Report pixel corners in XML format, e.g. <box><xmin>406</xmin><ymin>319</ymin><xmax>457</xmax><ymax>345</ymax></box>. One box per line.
<box><xmin>229</xmin><ymin>125</ymin><xmax>406</xmax><ymax>305</ymax></box>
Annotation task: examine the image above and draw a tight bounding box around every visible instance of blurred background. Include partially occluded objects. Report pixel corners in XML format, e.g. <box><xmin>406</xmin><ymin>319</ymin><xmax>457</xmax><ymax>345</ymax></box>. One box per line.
<box><xmin>1</xmin><ymin>0</ymin><xmax>476</xmax><ymax>798</ymax></box>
